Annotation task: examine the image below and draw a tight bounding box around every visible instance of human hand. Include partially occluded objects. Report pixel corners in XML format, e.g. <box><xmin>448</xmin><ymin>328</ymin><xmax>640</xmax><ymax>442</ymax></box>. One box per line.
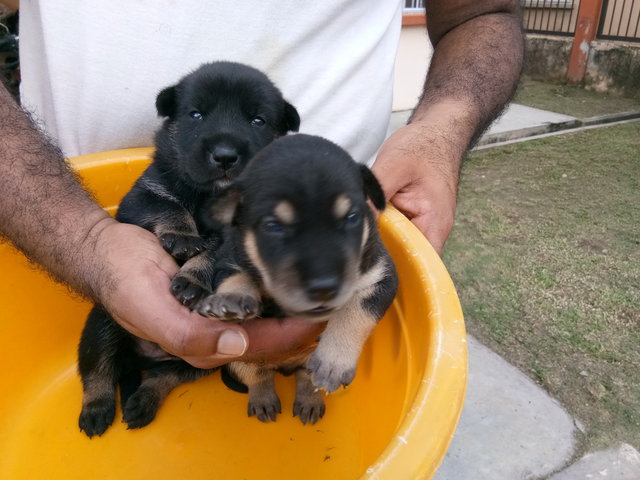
<box><xmin>89</xmin><ymin>218</ymin><xmax>322</xmax><ymax>369</ymax></box>
<box><xmin>372</xmin><ymin>112</ymin><xmax>466</xmax><ymax>254</ymax></box>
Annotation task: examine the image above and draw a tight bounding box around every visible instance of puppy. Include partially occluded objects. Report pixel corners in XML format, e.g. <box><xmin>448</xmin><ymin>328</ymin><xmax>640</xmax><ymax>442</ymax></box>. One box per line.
<box><xmin>77</xmin><ymin>62</ymin><xmax>300</xmax><ymax>437</ymax></box>
<box><xmin>121</xmin><ymin>61</ymin><xmax>300</xmax><ymax>304</ymax></box>
<box><xmin>196</xmin><ymin>134</ymin><xmax>399</xmax><ymax>424</ymax></box>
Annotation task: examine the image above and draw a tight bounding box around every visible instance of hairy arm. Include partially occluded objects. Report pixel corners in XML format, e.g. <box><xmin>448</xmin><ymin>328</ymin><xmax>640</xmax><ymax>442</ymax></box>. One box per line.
<box><xmin>0</xmin><ymin>83</ymin><xmax>321</xmax><ymax>368</ymax></box>
<box><xmin>373</xmin><ymin>0</ymin><xmax>524</xmax><ymax>253</ymax></box>
<box><xmin>0</xmin><ymin>84</ymin><xmax>112</xmax><ymax>296</ymax></box>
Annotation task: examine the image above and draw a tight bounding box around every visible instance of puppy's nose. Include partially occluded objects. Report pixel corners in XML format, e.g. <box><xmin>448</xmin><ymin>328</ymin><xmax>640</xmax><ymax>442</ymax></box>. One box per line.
<box><xmin>211</xmin><ymin>146</ymin><xmax>239</xmax><ymax>169</ymax></box>
<box><xmin>306</xmin><ymin>276</ymin><xmax>340</xmax><ymax>302</ymax></box>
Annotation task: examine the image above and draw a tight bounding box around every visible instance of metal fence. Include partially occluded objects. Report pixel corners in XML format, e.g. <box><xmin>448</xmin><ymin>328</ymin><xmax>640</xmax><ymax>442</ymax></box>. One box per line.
<box><xmin>405</xmin><ymin>0</ymin><xmax>581</xmax><ymax>32</ymax></box>
<box><xmin>407</xmin><ymin>0</ymin><xmax>640</xmax><ymax>43</ymax></box>
<box><xmin>522</xmin><ymin>0</ymin><xmax>580</xmax><ymax>36</ymax></box>
<box><xmin>403</xmin><ymin>0</ymin><xmax>425</xmax><ymax>14</ymax></box>
<box><xmin>406</xmin><ymin>0</ymin><xmax>582</xmax><ymax>35</ymax></box>
<box><xmin>597</xmin><ymin>0</ymin><xmax>640</xmax><ymax>42</ymax></box>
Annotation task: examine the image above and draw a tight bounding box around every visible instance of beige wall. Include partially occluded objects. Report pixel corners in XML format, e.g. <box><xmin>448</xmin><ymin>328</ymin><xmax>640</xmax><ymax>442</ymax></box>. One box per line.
<box><xmin>392</xmin><ymin>24</ymin><xmax>432</xmax><ymax>112</ymax></box>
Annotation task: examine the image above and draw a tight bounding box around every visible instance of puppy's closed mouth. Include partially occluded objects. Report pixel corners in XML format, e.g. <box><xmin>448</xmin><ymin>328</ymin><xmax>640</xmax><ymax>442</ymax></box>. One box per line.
<box><xmin>300</xmin><ymin>305</ymin><xmax>337</xmax><ymax>320</ymax></box>
<box><xmin>193</xmin><ymin>174</ymin><xmax>233</xmax><ymax>189</ymax></box>
<box><xmin>213</xmin><ymin>177</ymin><xmax>233</xmax><ymax>188</ymax></box>
<box><xmin>307</xmin><ymin>305</ymin><xmax>333</xmax><ymax>314</ymax></box>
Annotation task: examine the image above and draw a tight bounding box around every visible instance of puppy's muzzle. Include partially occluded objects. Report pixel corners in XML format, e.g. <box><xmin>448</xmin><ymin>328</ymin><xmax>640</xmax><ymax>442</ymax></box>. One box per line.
<box><xmin>306</xmin><ymin>276</ymin><xmax>340</xmax><ymax>303</ymax></box>
<box><xmin>210</xmin><ymin>145</ymin><xmax>239</xmax><ymax>170</ymax></box>
<box><xmin>204</xmin><ymin>134</ymin><xmax>249</xmax><ymax>174</ymax></box>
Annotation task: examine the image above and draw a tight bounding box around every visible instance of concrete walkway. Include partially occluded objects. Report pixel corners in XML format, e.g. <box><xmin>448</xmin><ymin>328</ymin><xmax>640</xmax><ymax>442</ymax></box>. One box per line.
<box><xmin>389</xmin><ymin>102</ymin><xmax>576</xmax><ymax>133</ymax></box>
<box><xmin>480</xmin><ymin>103</ymin><xmax>577</xmax><ymax>143</ymax></box>
<box><xmin>387</xmin><ymin>105</ymin><xmax>640</xmax><ymax>479</ymax></box>
<box><xmin>434</xmin><ymin>337</ymin><xmax>578</xmax><ymax>479</ymax></box>
<box><xmin>388</xmin><ymin>103</ymin><xmax>579</xmax><ymax>150</ymax></box>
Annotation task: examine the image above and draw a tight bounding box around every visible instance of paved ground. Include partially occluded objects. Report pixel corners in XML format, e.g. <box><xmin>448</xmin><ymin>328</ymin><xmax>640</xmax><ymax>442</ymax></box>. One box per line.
<box><xmin>435</xmin><ymin>337</ymin><xmax>578</xmax><ymax>480</ymax></box>
<box><xmin>388</xmin><ymin>106</ymin><xmax>640</xmax><ymax>479</ymax></box>
<box><xmin>551</xmin><ymin>444</ymin><xmax>640</xmax><ymax>480</ymax></box>
<box><xmin>388</xmin><ymin>103</ymin><xmax>578</xmax><ymax>145</ymax></box>
<box><xmin>484</xmin><ymin>104</ymin><xmax>577</xmax><ymax>135</ymax></box>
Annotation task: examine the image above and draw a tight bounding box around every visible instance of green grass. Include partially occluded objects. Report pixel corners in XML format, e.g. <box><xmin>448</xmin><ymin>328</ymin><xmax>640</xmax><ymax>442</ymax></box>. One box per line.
<box><xmin>443</xmin><ymin>121</ymin><xmax>640</xmax><ymax>453</ymax></box>
<box><xmin>515</xmin><ymin>77</ymin><xmax>640</xmax><ymax>118</ymax></box>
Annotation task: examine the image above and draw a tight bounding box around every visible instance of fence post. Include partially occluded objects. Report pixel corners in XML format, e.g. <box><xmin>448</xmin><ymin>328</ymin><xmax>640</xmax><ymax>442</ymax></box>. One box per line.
<box><xmin>566</xmin><ymin>0</ymin><xmax>605</xmax><ymax>83</ymax></box>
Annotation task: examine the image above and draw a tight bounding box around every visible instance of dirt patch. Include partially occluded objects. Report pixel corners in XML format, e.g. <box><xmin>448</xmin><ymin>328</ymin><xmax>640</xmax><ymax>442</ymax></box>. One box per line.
<box><xmin>577</xmin><ymin>237</ymin><xmax>609</xmax><ymax>255</ymax></box>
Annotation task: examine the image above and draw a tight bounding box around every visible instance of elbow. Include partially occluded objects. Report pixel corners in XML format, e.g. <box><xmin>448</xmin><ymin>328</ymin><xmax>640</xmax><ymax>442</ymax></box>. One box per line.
<box><xmin>426</xmin><ymin>0</ymin><xmax>522</xmax><ymax>46</ymax></box>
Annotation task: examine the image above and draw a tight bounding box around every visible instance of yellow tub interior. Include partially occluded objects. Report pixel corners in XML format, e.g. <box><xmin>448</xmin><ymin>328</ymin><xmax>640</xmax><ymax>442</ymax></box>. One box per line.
<box><xmin>0</xmin><ymin>148</ymin><xmax>467</xmax><ymax>479</ymax></box>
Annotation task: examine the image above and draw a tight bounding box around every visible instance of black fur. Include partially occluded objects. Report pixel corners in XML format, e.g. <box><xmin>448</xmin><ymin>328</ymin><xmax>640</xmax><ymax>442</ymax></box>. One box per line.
<box><xmin>203</xmin><ymin>135</ymin><xmax>395</xmax><ymax>316</ymax></box>
<box><xmin>77</xmin><ymin>62</ymin><xmax>299</xmax><ymax>437</ymax></box>
<box><xmin>117</xmin><ymin>61</ymin><xmax>299</xmax><ymax>265</ymax></box>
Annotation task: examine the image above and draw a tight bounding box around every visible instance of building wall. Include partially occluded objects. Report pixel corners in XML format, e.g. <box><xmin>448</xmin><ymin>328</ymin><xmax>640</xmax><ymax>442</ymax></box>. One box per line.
<box><xmin>524</xmin><ymin>34</ymin><xmax>640</xmax><ymax>99</ymax></box>
<box><xmin>586</xmin><ymin>40</ymin><xmax>640</xmax><ymax>98</ymax></box>
<box><xmin>392</xmin><ymin>24</ymin><xmax>432</xmax><ymax>111</ymax></box>
<box><xmin>525</xmin><ymin>34</ymin><xmax>573</xmax><ymax>81</ymax></box>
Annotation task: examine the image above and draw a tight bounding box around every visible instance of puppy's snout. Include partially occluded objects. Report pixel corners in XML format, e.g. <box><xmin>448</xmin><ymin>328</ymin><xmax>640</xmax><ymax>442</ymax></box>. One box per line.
<box><xmin>211</xmin><ymin>146</ymin><xmax>239</xmax><ymax>170</ymax></box>
<box><xmin>306</xmin><ymin>276</ymin><xmax>340</xmax><ymax>303</ymax></box>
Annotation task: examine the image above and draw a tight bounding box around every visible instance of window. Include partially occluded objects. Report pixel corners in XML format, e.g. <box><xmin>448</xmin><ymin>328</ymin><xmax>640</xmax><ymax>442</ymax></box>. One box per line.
<box><xmin>404</xmin><ymin>0</ymin><xmax>425</xmax><ymax>14</ymax></box>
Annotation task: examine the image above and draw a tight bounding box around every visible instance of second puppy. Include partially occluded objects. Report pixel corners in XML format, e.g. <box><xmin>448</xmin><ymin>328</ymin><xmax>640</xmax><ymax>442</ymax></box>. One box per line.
<box><xmin>196</xmin><ymin>134</ymin><xmax>399</xmax><ymax>424</ymax></box>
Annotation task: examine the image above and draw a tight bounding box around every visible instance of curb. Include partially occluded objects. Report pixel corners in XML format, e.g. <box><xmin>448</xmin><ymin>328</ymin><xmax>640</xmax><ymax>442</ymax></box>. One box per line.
<box><xmin>550</xmin><ymin>443</ymin><xmax>640</xmax><ymax>479</ymax></box>
<box><xmin>476</xmin><ymin>110</ymin><xmax>640</xmax><ymax>148</ymax></box>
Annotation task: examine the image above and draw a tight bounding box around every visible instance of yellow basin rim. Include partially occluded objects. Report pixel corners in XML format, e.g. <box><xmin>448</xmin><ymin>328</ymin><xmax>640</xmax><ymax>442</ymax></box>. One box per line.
<box><xmin>0</xmin><ymin>148</ymin><xmax>468</xmax><ymax>479</ymax></box>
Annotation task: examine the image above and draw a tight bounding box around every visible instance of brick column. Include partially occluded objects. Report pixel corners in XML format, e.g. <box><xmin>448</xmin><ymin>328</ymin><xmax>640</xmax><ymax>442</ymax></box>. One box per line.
<box><xmin>566</xmin><ymin>0</ymin><xmax>604</xmax><ymax>83</ymax></box>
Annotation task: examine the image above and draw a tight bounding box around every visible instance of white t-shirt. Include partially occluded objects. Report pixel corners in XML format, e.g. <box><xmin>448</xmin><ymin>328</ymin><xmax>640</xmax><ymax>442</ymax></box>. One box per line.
<box><xmin>19</xmin><ymin>1</ymin><xmax>403</xmax><ymax>164</ymax></box>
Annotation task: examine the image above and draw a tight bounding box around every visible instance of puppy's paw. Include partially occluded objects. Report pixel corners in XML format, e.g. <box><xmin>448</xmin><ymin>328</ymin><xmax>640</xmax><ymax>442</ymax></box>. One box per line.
<box><xmin>307</xmin><ymin>351</ymin><xmax>357</xmax><ymax>393</ymax></box>
<box><xmin>159</xmin><ymin>232</ymin><xmax>206</xmax><ymax>262</ymax></box>
<box><xmin>293</xmin><ymin>392</ymin><xmax>326</xmax><ymax>425</ymax></box>
<box><xmin>248</xmin><ymin>391</ymin><xmax>281</xmax><ymax>423</ymax></box>
<box><xmin>196</xmin><ymin>293</ymin><xmax>260</xmax><ymax>322</ymax></box>
<box><xmin>122</xmin><ymin>387</ymin><xmax>161</xmax><ymax>430</ymax></box>
<box><xmin>79</xmin><ymin>397</ymin><xmax>116</xmax><ymax>438</ymax></box>
<box><xmin>171</xmin><ymin>274</ymin><xmax>210</xmax><ymax>308</ymax></box>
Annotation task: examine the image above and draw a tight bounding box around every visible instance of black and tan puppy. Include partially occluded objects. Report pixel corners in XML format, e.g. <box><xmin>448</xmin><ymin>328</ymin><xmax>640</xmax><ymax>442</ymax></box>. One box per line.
<box><xmin>77</xmin><ymin>62</ymin><xmax>300</xmax><ymax>437</ymax></box>
<box><xmin>197</xmin><ymin>134</ymin><xmax>399</xmax><ymax>424</ymax></box>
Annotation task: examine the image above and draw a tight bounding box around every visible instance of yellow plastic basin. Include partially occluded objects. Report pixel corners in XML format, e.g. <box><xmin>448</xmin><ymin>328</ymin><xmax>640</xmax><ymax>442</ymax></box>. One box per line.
<box><xmin>0</xmin><ymin>148</ymin><xmax>467</xmax><ymax>479</ymax></box>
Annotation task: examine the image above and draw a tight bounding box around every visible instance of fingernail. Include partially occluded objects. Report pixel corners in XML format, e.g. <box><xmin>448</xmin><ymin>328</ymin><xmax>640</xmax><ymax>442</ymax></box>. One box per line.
<box><xmin>217</xmin><ymin>330</ymin><xmax>248</xmax><ymax>356</ymax></box>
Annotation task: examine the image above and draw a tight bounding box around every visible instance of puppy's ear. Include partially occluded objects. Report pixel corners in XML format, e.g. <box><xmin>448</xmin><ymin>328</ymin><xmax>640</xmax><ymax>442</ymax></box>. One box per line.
<box><xmin>360</xmin><ymin>165</ymin><xmax>386</xmax><ymax>211</ymax></box>
<box><xmin>156</xmin><ymin>86</ymin><xmax>177</xmax><ymax>118</ymax></box>
<box><xmin>282</xmin><ymin>101</ymin><xmax>300</xmax><ymax>133</ymax></box>
<box><xmin>206</xmin><ymin>185</ymin><xmax>244</xmax><ymax>226</ymax></box>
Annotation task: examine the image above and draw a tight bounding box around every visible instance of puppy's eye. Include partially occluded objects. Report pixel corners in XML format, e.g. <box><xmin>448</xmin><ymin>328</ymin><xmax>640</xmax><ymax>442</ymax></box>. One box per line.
<box><xmin>262</xmin><ymin>219</ymin><xmax>285</xmax><ymax>235</ymax></box>
<box><xmin>251</xmin><ymin>116</ymin><xmax>266</xmax><ymax>127</ymax></box>
<box><xmin>344</xmin><ymin>210</ymin><xmax>362</xmax><ymax>228</ymax></box>
<box><xmin>189</xmin><ymin>111</ymin><xmax>203</xmax><ymax>120</ymax></box>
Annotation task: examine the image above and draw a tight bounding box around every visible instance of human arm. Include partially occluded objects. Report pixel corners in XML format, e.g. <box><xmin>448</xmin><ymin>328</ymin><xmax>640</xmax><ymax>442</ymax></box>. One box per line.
<box><xmin>0</xmin><ymin>83</ymin><xmax>321</xmax><ymax>368</ymax></box>
<box><xmin>372</xmin><ymin>0</ymin><xmax>524</xmax><ymax>253</ymax></box>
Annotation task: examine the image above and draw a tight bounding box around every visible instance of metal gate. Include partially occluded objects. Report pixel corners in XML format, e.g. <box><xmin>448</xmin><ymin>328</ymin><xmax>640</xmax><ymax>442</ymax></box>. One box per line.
<box><xmin>522</xmin><ymin>0</ymin><xmax>581</xmax><ymax>36</ymax></box>
<box><xmin>597</xmin><ymin>0</ymin><xmax>640</xmax><ymax>42</ymax></box>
